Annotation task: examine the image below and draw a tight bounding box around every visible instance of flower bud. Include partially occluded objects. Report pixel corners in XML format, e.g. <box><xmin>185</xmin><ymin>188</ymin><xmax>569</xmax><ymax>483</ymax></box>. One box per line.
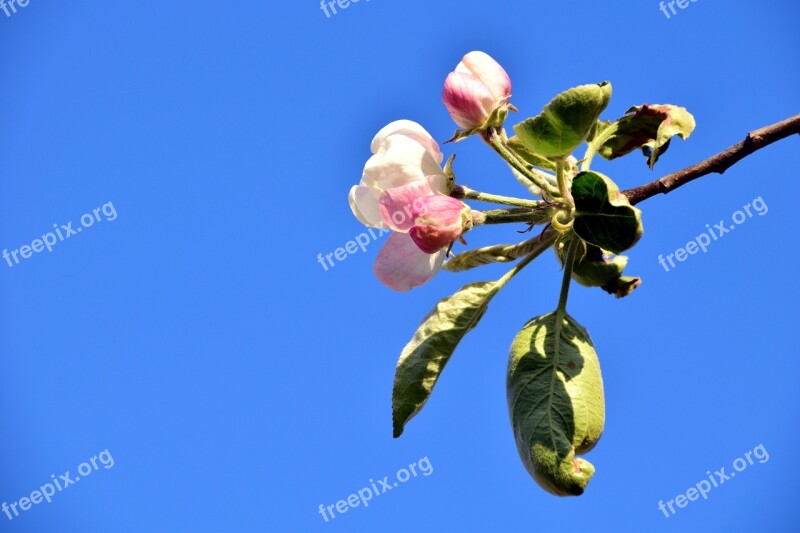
<box><xmin>379</xmin><ymin>186</ymin><xmax>472</xmax><ymax>254</ymax></box>
<box><xmin>407</xmin><ymin>195</ymin><xmax>472</xmax><ymax>254</ymax></box>
<box><xmin>442</xmin><ymin>51</ymin><xmax>512</xmax><ymax>131</ymax></box>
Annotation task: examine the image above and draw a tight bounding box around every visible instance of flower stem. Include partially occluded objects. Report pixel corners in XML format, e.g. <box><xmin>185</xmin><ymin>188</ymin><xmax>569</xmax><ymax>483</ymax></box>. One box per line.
<box><xmin>480</xmin><ymin>207</ymin><xmax>555</xmax><ymax>226</ymax></box>
<box><xmin>555</xmin><ymin>238</ymin><xmax>580</xmax><ymax>321</ymax></box>
<box><xmin>581</xmin><ymin>122</ymin><xmax>619</xmax><ymax>171</ymax></box>
<box><xmin>484</xmin><ymin>130</ymin><xmax>561</xmax><ymax>198</ymax></box>
<box><xmin>555</xmin><ymin>159</ymin><xmax>573</xmax><ymax>205</ymax></box>
<box><xmin>453</xmin><ymin>185</ymin><xmax>545</xmax><ymax>208</ymax></box>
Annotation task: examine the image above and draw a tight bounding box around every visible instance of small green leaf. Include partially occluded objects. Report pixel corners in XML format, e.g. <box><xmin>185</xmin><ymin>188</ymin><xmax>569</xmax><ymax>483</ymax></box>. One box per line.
<box><xmin>597</xmin><ymin>104</ymin><xmax>696</xmax><ymax>168</ymax></box>
<box><xmin>586</xmin><ymin>119</ymin><xmax>614</xmax><ymax>145</ymax></box>
<box><xmin>555</xmin><ymin>241</ymin><xmax>627</xmax><ymax>288</ymax></box>
<box><xmin>513</xmin><ymin>82</ymin><xmax>612</xmax><ymax>159</ymax></box>
<box><xmin>392</xmin><ymin>281</ymin><xmax>501</xmax><ymax>437</ymax></box>
<box><xmin>507</xmin><ymin>312</ymin><xmax>605</xmax><ymax>496</ymax></box>
<box><xmin>445</xmin><ymin>106</ymin><xmax>511</xmax><ymax>143</ymax></box>
<box><xmin>602</xmin><ymin>275</ymin><xmax>642</xmax><ymax>299</ymax></box>
<box><xmin>445</xmin><ymin>128</ymin><xmax>476</xmax><ymax>144</ymax></box>
<box><xmin>554</xmin><ymin>241</ymin><xmax>642</xmax><ymax>298</ymax></box>
<box><xmin>507</xmin><ymin>136</ymin><xmax>558</xmax><ymax>171</ymax></box>
<box><xmin>572</xmin><ymin>171</ymin><xmax>643</xmax><ymax>254</ymax></box>
<box><xmin>444</xmin><ymin>234</ymin><xmax>556</xmax><ymax>273</ymax></box>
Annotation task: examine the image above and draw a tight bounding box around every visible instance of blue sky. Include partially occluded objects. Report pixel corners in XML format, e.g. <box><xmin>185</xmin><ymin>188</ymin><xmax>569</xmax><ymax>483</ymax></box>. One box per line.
<box><xmin>1</xmin><ymin>1</ymin><xmax>798</xmax><ymax>531</ymax></box>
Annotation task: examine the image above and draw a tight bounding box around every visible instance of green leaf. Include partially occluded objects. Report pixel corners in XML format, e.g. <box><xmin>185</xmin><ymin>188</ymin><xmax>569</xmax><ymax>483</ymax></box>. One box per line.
<box><xmin>513</xmin><ymin>82</ymin><xmax>612</xmax><ymax>159</ymax></box>
<box><xmin>597</xmin><ymin>104</ymin><xmax>696</xmax><ymax>168</ymax></box>
<box><xmin>602</xmin><ymin>275</ymin><xmax>642</xmax><ymax>299</ymax></box>
<box><xmin>507</xmin><ymin>312</ymin><xmax>605</xmax><ymax>496</ymax></box>
<box><xmin>586</xmin><ymin>119</ymin><xmax>614</xmax><ymax>145</ymax></box>
<box><xmin>506</xmin><ymin>136</ymin><xmax>558</xmax><ymax>171</ymax></box>
<box><xmin>554</xmin><ymin>241</ymin><xmax>642</xmax><ymax>298</ymax></box>
<box><xmin>555</xmin><ymin>241</ymin><xmax>627</xmax><ymax>287</ymax></box>
<box><xmin>392</xmin><ymin>281</ymin><xmax>501</xmax><ymax>438</ymax></box>
<box><xmin>444</xmin><ymin>233</ymin><xmax>556</xmax><ymax>273</ymax></box>
<box><xmin>445</xmin><ymin>105</ymin><xmax>511</xmax><ymax>143</ymax></box>
<box><xmin>572</xmin><ymin>171</ymin><xmax>643</xmax><ymax>254</ymax></box>
<box><xmin>445</xmin><ymin>128</ymin><xmax>475</xmax><ymax>144</ymax></box>
<box><xmin>394</xmin><ymin>232</ymin><xmax>557</xmax><ymax>437</ymax></box>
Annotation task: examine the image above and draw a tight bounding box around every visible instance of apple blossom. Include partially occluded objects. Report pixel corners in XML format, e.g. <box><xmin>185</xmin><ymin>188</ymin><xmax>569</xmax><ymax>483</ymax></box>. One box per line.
<box><xmin>350</xmin><ymin>56</ymin><xmax>727</xmax><ymax>499</ymax></box>
<box><xmin>348</xmin><ymin>120</ymin><xmax>447</xmax><ymax>228</ymax></box>
<box><xmin>443</xmin><ymin>51</ymin><xmax>512</xmax><ymax>131</ymax></box>
<box><xmin>349</xmin><ymin>120</ymin><xmax>474</xmax><ymax>292</ymax></box>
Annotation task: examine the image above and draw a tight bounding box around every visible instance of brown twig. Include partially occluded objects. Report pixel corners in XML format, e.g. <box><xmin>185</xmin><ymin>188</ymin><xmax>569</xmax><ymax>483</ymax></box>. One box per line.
<box><xmin>623</xmin><ymin>113</ymin><xmax>800</xmax><ymax>205</ymax></box>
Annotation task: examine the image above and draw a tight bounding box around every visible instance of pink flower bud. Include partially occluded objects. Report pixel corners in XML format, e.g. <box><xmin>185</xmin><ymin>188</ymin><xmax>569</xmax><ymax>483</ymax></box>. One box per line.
<box><xmin>373</xmin><ymin>192</ymin><xmax>472</xmax><ymax>292</ymax></box>
<box><xmin>407</xmin><ymin>195</ymin><xmax>472</xmax><ymax>254</ymax></box>
<box><xmin>442</xmin><ymin>51</ymin><xmax>512</xmax><ymax>130</ymax></box>
<box><xmin>379</xmin><ymin>187</ymin><xmax>471</xmax><ymax>252</ymax></box>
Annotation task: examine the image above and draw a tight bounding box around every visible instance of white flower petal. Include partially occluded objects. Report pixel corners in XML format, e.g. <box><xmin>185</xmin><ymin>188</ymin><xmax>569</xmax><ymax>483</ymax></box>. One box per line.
<box><xmin>370</xmin><ymin>120</ymin><xmax>442</xmax><ymax>162</ymax></box>
<box><xmin>348</xmin><ymin>184</ymin><xmax>384</xmax><ymax>228</ymax></box>
<box><xmin>362</xmin><ymin>135</ymin><xmax>439</xmax><ymax>190</ymax></box>
<box><xmin>427</xmin><ymin>174</ymin><xmax>448</xmax><ymax>195</ymax></box>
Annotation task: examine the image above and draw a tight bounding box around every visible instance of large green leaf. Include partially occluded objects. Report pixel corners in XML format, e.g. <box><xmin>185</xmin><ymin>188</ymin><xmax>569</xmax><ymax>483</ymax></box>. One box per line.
<box><xmin>513</xmin><ymin>82</ymin><xmax>612</xmax><ymax>159</ymax></box>
<box><xmin>392</xmin><ymin>281</ymin><xmax>501</xmax><ymax>437</ymax></box>
<box><xmin>572</xmin><ymin>170</ymin><xmax>643</xmax><ymax>254</ymax></box>
<box><xmin>394</xmin><ymin>234</ymin><xmax>555</xmax><ymax>437</ymax></box>
<box><xmin>507</xmin><ymin>312</ymin><xmax>605</xmax><ymax>496</ymax></box>
<box><xmin>597</xmin><ymin>104</ymin><xmax>696</xmax><ymax>168</ymax></box>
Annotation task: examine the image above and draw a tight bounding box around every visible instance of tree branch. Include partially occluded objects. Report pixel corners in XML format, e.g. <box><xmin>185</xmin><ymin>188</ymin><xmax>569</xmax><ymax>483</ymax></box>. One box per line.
<box><xmin>623</xmin><ymin>113</ymin><xmax>800</xmax><ymax>205</ymax></box>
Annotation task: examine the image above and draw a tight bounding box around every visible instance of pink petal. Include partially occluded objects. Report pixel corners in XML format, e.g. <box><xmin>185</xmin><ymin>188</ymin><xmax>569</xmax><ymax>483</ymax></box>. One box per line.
<box><xmin>374</xmin><ymin>233</ymin><xmax>445</xmax><ymax>292</ymax></box>
<box><xmin>456</xmin><ymin>51</ymin><xmax>512</xmax><ymax>102</ymax></box>
<box><xmin>408</xmin><ymin>196</ymin><xmax>467</xmax><ymax>253</ymax></box>
<box><xmin>411</xmin><ymin>194</ymin><xmax>466</xmax><ymax>224</ymax></box>
<box><xmin>442</xmin><ymin>72</ymin><xmax>495</xmax><ymax>130</ymax></box>
<box><xmin>378</xmin><ymin>181</ymin><xmax>433</xmax><ymax>232</ymax></box>
<box><xmin>409</xmin><ymin>224</ymin><xmax>460</xmax><ymax>254</ymax></box>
